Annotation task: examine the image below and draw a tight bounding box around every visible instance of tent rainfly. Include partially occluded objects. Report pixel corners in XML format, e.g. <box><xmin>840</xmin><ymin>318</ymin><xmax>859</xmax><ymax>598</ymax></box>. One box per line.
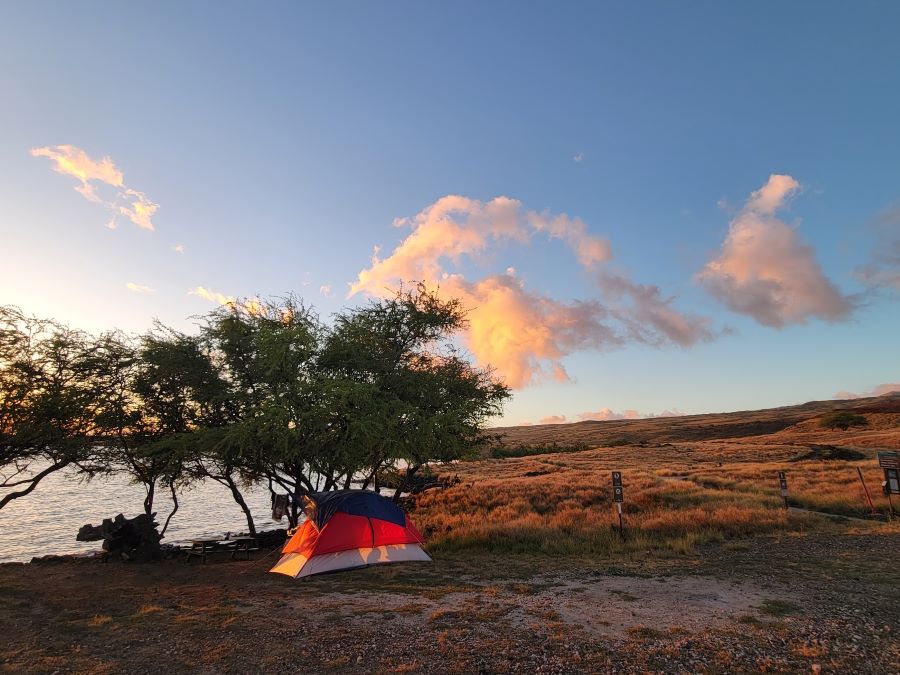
<box><xmin>270</xmin><ymin>490</ymin><xmax>431</xmax><ymax>579</ymax></box>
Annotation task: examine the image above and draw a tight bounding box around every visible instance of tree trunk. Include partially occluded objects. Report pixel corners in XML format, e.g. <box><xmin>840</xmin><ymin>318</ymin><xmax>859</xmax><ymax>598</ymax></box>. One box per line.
<box><xmin>160</xmin><ymin>483</ymin><xmax>179</xmax><ymax>537</ymax></box>
<box><xmin>143</xmin><ymin>479</ymin><xmax>156</xmax><ymax>515</ymax></box>
<box><xmin>225</xmin><ymin>474</ymin><xmax>256</xmax><ymax>536</ymax></box>
<box><xmin>392</xmin><ymin>464</ymin><xmax>420</xmax><ymax>502</ymax></box>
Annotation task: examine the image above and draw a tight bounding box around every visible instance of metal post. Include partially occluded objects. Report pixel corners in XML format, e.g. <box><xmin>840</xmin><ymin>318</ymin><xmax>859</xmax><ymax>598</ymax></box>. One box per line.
<box><xmin>856</xmin><ymin>467</ymin><xmax>878</xmax><ymax>516</ymax></box>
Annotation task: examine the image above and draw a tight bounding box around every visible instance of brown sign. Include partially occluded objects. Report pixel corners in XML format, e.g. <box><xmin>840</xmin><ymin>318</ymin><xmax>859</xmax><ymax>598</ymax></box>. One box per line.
<box><xmin>877</xmin><ymin>450</ymin><xmax>900</xmax><ymax>470</ymax></box>
<box><xmin>611</xmin><ymin>471</ymin><xmax>624</xmax><ymax>503</ymax></box>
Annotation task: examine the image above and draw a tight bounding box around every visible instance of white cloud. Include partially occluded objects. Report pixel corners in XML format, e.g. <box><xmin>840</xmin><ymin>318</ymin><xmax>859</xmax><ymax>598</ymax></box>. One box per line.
<box><xmin>173</xmin><ymin>244</ymin><xmax>185</xmax><ymax>254</ymax></box>
<box><xmin>319</xmin><ymin>284</ymin><xmax>332</xmax><ymax>297</ymax></box>
<box><xmin>698</xmin><ymin>174</ymin><xmax>855</xmax><ymax>327</ymax></box>
<box><xmin>573</xmin><ymin>152</ymin><xmax>584</xmax><ymax>163</ymax></box>
<box><xmin>126</xmin><ymin>282</ymin><xmax>155</xmax><ymax>294</ymax></box>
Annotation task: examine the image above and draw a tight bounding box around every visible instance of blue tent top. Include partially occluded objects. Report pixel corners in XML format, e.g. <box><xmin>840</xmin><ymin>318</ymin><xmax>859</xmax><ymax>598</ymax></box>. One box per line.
<box><xmin>302</xmin><ymin>490</ymin><xmax>407</xmax><ymax>529</ymax></box>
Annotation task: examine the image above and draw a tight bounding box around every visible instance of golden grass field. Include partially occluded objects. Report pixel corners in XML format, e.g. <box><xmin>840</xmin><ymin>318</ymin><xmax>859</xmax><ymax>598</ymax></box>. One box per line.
<box><xmin>411</xmin><ymin>394</ymin><xmax>900</xmax><ymax>556</ymax></box>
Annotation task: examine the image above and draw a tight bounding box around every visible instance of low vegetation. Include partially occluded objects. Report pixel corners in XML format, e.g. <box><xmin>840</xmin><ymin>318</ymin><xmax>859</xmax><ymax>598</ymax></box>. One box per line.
<box><xmin>819</xmin><ymin>411</ymin><xmax>869</xmax><ymax>431</ymax></box>
<box><xmin>409</xmin><ymin>439</ymin><xmax>898</xmax><ymax>557</ymax></box>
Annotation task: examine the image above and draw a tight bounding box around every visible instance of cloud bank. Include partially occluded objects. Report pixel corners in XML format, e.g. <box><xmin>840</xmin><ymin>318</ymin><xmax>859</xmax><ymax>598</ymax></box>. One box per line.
<box><xmin>350</xmin><ymin>195</ymin><xmax>713</xmax><ymax>387</ymax></box>
<box><xmin>698</xmin><ymin>175</ymin><xmax>855</xmax><ymax>327</ymax></box>
<box><xmin>31</xmin><ymin>144</ymin><xmax>159</xmax><ymax>231</ymax></box>
<box><xmin>576</xmin><ymin>407</ymin><xmax>683</xmax><ymax>421</ymax></box>
<box><xmin>833</xmin><ymin>382</ymin><xmax>900</xmax><ymax>399</ymax></box>
<box><xmin>529</xmin><ymin>407</ymin><xmax>684</xmax><ymax>424</ymax></box>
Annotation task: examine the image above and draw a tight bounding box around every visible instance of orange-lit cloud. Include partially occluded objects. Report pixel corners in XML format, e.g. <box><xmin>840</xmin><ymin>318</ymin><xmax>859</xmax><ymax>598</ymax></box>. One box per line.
<box><xmin>351</xmin><ymin>195</ymin><xmax>713</xmax><ymax>388</ymax></box>
<box><xmin>125</xmin><ymin>282</ymin><xmax>155</xmax><ymax>294</ymax></box>
<box><xmin>31</xmin><ymin>144</ymin><xmax>158</xmax><ymax>231</ymax></box>
<box><xmin>188</xmin><ymin>286</ymin><xmax>264</xmax><ymax>316</ymax></box>
<box><xmin>833</xmin><ymin>382</ymin><xmax>900</xmax><ymax>399</ymax></box>
<box><xmin>697</xmin><ymin>174</ymin><xmax>855</xmax><ymax>327</ymax></box>
<box><xmin>577</xmin><ymin>407</ymin><xmax>683</xmax><ymax>421</ymax></box>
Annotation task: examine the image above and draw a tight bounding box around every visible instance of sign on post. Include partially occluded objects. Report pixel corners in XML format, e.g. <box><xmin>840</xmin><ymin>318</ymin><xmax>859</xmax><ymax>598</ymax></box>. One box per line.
<box><xmin>778</xmin><ymin>471</ymin><xmax>788</xmax><ymax>508</ymax></box>
<box><xmin>884</xmin><ymin>468</ymin><xmax>900</xmax><ymax>494</ymax></box>
<box><xmin>611</xmin><ymin>471</ymin><xmax>624</xmax><ymax>536</ymax></box>
<box><xmin>612</xmin><ymin>471</ymin><xmax>624</xmax><ymax>502</ymax></box>
<box><xmin>877</xmin><ymin>450</ymin><xmax>900</xmax><ymax>470</ymax></box>
<box><xmin>877</xmin><ymin>452</ymin><xmax>900</xmax><ymax>517</ymax></box>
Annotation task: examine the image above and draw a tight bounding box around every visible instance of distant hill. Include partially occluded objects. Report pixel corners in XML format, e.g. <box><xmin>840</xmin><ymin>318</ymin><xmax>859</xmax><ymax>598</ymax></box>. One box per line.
<box><xmin>490</xmin><ymin>393</ymin><xmax>900</xmax><ymax>450</ymax></box>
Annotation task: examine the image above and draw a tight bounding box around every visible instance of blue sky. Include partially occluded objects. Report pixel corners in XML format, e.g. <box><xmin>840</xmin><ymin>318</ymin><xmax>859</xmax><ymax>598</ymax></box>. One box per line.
<box><xmin>1</xmin><ymin>2</ymin><xmax>898</xmax><ymax>424</ymax></box>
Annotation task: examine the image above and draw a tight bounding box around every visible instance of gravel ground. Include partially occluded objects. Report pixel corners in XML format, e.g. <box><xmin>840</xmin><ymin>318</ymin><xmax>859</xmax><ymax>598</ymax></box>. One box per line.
<box><xmin>0</xmin><ymin>531</ymin><xmax>897</xmax><ymax>674</ymax></box>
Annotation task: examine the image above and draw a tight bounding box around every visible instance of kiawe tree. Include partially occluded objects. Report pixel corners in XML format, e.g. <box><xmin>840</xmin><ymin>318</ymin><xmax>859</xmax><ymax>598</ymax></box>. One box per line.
<box><xmin>0</xmin><ymin>307</ymin><xmax>99</xmax><ymax>510</ymax></box>
<box><xmin>1</xmin><ymin>286</ymin><xmax>512</xmax><ymax>533</ymax></box>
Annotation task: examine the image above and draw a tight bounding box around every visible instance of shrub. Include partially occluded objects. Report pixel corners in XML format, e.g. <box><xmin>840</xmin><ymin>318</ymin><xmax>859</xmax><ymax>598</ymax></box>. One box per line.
<box><xmin>818</xmin><ymin>412</ymin><xmax>868</xmax><ymax>431</ymax></box>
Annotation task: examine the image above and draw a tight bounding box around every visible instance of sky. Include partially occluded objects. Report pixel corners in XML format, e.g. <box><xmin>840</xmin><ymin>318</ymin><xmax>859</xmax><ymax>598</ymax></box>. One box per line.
<box><xmin>1</xmin><ymin>2</ymin><xmax>898</xmax><ymax>425</ymax></box>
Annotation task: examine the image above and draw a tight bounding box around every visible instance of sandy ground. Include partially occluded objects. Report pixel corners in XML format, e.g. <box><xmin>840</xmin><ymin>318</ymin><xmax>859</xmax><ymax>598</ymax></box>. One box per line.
<box><xmin>1</xmin><ymin>530</ymin><xmax>898</xmax><ymax>674</ymax></box>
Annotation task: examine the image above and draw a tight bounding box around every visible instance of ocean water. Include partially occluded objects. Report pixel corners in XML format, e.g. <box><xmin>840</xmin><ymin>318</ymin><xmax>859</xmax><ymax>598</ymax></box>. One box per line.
<box><xmin>0</xmin><ymin>467</ymin><xmax>282</xmax><ymax>563</ymax></box>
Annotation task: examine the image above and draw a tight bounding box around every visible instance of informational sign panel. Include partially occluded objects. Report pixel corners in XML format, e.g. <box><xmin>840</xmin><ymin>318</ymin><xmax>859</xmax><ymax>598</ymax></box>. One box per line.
<box><xmin>885</xmin><ymin>468</ymin><xmax>900</xmax><ymax>495</ymax></box>
<box><xmin>877</xmin><ymin>450</ymin><xmax>900</xmax><ymax>470</ymax></box>
<box><xmin>612</xmin><ymin>471</ymin><xmax>624</xmax><ymax>503</ymax></box>
<box><xmin>777</xmin><ymin>471</ymin><xmax>789</xmax><ymax>508</ymax></box>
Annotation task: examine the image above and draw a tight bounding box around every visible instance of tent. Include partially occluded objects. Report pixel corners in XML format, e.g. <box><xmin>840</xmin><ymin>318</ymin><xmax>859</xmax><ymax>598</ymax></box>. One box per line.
<box><xmin>270</xmin><ymin>490</ymin><xmax>431</xmax><ymax>579</ymax></box>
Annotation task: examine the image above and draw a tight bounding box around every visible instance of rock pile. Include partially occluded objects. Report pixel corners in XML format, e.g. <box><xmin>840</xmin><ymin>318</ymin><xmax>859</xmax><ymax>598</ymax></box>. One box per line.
<box><xmin>76</xmin><ymin>513</ymin><xmax>163</xmax><ymax>562</ymax></box>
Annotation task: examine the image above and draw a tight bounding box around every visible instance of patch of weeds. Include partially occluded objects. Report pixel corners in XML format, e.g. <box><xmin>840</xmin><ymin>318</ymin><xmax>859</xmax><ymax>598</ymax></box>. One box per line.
<box><xmin>759</xmin><ymin>599</ymin><xmax>800</xmax><ymax>617</ymax></box>
<box><xmin>323</xmin><ymin>655</ymin><xmax>350</xmax><ymax>668</ymax></box>
<box><xmin>609</xmin><ymin>589</ymin><xmax>639</xmax><ymax>602</ymax></box>
<box><xmin>136</xmin><ymin>604</ymin><xmax>163</xmax><ymax>616</ymax></box>
<box><xmin>394</xmin><ymin>602</ymin><xmax>427</xmax><ymax>615</ymax></box>
<box><xmin>626</xmin><ymin>625</ymin><xmax>664</xmax><ymax>639</ymax></box>
<box><xmin>737</xmin><ymin>614</ymin><xmax>765</xmax><ymax>626</ymax></box>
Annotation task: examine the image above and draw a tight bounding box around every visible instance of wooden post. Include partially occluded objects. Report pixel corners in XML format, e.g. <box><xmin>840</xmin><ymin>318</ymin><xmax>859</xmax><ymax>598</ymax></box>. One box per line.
<box><xmin>778</xmin><ymin>471</ymin><xmax>788</xmax><ymax>509</ymax></box>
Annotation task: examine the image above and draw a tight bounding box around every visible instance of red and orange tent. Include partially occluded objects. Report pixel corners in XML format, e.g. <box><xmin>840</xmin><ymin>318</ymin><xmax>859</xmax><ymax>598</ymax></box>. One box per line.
<box><xmin>270</xmin><ymin>490</ymin><xmax>431</xmax><ymax>579</ymax></box>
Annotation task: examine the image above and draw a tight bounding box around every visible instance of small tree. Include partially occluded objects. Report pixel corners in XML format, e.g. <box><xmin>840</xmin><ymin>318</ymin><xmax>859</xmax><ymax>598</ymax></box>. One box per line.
<box><xmin>819</xmin><ymin>411</ymin><xmax>869</xmax><ymax>431</ymax></box>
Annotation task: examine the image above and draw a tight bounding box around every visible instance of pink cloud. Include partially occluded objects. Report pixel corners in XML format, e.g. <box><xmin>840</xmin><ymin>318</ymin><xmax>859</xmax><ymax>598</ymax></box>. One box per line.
<box><xmin>697</xmin><ymin>174</ymin><xmax>855</xmax><ymax>327</ymax></box>
<box><xmin>833</xmin><ymin>382</ymin><xmax>900</xmax><ymax>399</ymax></box>
<box><xmin>576</xmin><ymin>407</ymin><xmax>684</xmax><ymax>421</ymax></box>
<box><xmin>538</xmin><ymin>415</ymin><xmax>567</xmax><ymax>424</ymax></box>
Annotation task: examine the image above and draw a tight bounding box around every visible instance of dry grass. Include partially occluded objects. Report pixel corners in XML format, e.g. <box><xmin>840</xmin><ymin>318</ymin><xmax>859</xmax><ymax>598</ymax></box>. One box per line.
<box><xmin>412</xmin><ymin>419</ymin><xmax>899</xmax><ymax>557</ymax></box>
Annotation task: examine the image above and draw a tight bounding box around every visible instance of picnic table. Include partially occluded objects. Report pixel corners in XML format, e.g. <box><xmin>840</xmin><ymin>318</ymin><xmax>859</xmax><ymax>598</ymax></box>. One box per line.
<box><xmin>184</xmin><ymin>536</ymin><xmax>260</xmax><ymax>563</ymax></box>
<box><xmin>229</xmin><ymin>536</ymin><xmax>259</xmax><ymax>560</ymax></box>
<box><xmin>185</xmin><ymin>538</ymin><xmax>221</xmax><ymax>564</ymax></box>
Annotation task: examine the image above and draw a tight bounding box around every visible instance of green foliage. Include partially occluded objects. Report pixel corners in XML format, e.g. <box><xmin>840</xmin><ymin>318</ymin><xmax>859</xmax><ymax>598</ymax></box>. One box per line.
<box><xmin>0</xmin><ymin>307</ymin><xmax>99</xmax><ymax>509</ymax></box>
<box><xmin>819</xmin><ymin>411</ymin><xmax>869</xmax><ymax>431</ymax></box>
<box><xmin>0</xmin><ymin>286</ymin><xmax>512</xmax><ymax>532</ymax></box>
